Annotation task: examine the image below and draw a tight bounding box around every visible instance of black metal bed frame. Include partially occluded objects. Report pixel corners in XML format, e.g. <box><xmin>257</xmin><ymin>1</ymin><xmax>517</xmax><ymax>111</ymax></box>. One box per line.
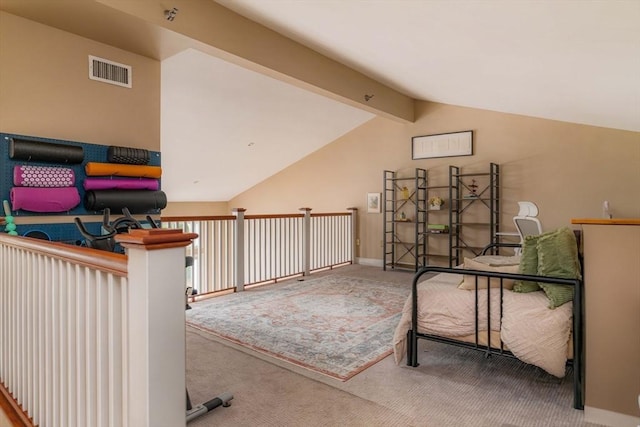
<box><xmin>406</xmin><ymin>243</ymin><xmax>584</xmax><ymax>410</ymax></box>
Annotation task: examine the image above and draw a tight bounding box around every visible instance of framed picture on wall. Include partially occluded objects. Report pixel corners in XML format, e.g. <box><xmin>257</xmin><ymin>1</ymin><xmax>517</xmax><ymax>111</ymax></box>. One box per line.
<box><xmin>412</xmin><ymin>130</ymin><xmax>473</xmax><ymax>159</ymax></box>
<box><xmin>367</xmin><ymin>192</ymin><xmax>381</xmax><ymax>213</ymax></box>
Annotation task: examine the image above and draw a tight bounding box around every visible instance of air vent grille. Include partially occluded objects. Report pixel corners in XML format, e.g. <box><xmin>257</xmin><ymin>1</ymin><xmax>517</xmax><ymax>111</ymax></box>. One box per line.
<box><xmin>89</xmin><ymin>55</ymin><xmax>132</xmax><ymax>88</ymax></box>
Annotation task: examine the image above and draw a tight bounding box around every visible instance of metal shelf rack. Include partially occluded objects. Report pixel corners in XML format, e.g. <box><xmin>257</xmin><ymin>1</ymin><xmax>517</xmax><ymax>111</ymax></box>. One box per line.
<box><xmin>448</xmin><ymin>163</ymin><xmax>500</xmax><ymax>267</ymax></box>
<box><xmin>383</xmin><ymin>168</ymin><xmax>427</xmax><ymax>271</ymax></box>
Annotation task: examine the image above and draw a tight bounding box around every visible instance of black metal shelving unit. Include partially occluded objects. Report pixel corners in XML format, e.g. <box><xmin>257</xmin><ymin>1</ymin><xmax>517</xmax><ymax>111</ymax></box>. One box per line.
<box><xmin>424</xmin><ymin>184</ymin><xmax>451</xmax><ymax>266</ymax></box>
<box><xmin>448</xmin><ymin>163</ymin><xmax>500</xmax><ymax>267</ymax></box>
<box><xmin>383</xmin><ymin>168</ymin><xmax>427</xmax><ymax>271</ymax></box>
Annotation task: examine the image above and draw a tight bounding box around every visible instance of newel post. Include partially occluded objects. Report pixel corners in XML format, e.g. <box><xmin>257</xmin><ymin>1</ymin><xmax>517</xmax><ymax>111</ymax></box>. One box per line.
<box><xmin>347</xmin><ymin>207</ymin><xmax>358</xmax><ymax>263</ymax></box>
<box><xmin>232</xmin><ymin>208</ymin><xmax>246</xmax><ymax>292</ymax></box>
<box><xmin>115</xmin><ymin>228</ymin><xmax>198</xmax><ymax>427</ymax></box>
<box><xmin>300</xmin><ymin>207</ymin><xmax>312</xmax><ymax>276</ymax></box>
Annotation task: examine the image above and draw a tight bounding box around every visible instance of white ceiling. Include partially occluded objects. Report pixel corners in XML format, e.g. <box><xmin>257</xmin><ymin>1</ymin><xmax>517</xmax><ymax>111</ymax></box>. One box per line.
<box><xmin>215</xmin><ymin>0</ymin><xmax>640</xmax><ymax>132</ymax></box>
<box><xmin>161</xmin><ymin>49</ymin><xmax>374</xmax><ymax>202</ymax></box>
<box><xmin>160</xmin><ymin>0</ymin><xmax>639</xmax><ymax>202</ymax></box>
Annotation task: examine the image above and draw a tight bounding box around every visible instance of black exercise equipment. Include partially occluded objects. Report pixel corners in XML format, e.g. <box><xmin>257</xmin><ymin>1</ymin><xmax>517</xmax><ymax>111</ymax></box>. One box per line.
<box><xmin>9</xmin><ymin>137</ymin><xmax>84</xmax><ymax>164</ymax></box>
<box><xmin>186</xmin><ymin>389</ymin><xmax>233</xmax><ymax>423</ymax></box>
<box><xmin>74</xmin><ymin>209</ymin><xmax>233</xmax><ymax>423</ymax></box>
<box><xmin>146</xmin><ymin>216</ymin><xmax>199</xmax><ymax>310</ymax></box>
<box><xmin>185</xmin><ymin>255</ymin><xmax>233</xmax><ymax>420</ymax></box>
<box><xmin>84</xmin><ymin>190</ymin><xmax>167</xmax><ymax>214</ymax></box>
<box><xmin>107</xmin><ymin>145</ymin><xmax>151</xmax><ymax>165</ymax></box>
<box><xmin>106</xmin><ymin>207</ymin><xmax>143</xmax><ymax>234</ymax></box>
<box><xmin>74</xmin><ymin>208</ymin><xmax>142</xmax><ymax>252</ymax></box>
<box><xmin>74</xmin><ymin>209</ymin><xmax>117</xmax><ymax>252</ymax></box>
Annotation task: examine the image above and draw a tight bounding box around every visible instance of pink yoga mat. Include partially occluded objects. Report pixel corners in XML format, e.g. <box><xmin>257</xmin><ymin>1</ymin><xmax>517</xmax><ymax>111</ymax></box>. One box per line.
<box><xmin>11</xmin><ymin>187</ymin><xmax>81</xmax><ymax>213</ymax></box>
<box><xmin>83</xmin><ymin>177</ymin><xmax>160</xmax><ymax>191</ymax></box>
<box><xmin>13</xmin><ymin>165</ymin><xmax>75</xmax><ymax>187</ymax></box>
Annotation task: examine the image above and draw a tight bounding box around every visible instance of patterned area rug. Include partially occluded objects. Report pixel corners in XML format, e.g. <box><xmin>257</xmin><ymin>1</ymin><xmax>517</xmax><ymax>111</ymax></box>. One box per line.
<box><xmin>186</xmin><ymin>274</ymin><xmax>410</xmax><ymax>380</ymax></box>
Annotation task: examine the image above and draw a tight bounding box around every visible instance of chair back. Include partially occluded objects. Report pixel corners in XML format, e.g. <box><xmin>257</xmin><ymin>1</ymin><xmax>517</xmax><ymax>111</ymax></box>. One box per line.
<box><xmin>514</xmin><ymin>216</ymin><xmax>543</xmax><ymax>238</ymax></box>
<box><xmin>513</xmin><ymin>201</ymin><xmax>543</xmax><ymax>241</ymax></box>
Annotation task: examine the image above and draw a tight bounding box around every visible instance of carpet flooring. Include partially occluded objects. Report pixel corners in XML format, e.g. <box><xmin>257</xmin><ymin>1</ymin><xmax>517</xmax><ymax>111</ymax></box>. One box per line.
<box><xmin>185</xmin><ymin>265</ymin><xmax>604</xmax><ymax>427</ymax></box>
<box><xmin>186</xmin><ymin>274</ymin><xmax>410</xmax><ymax>380</ymax></box>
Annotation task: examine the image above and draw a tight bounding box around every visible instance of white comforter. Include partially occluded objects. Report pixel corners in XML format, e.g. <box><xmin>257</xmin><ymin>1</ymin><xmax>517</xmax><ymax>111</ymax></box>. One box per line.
<box><xmin>393</xmin><ymin>272</ymin><xmax>573</xmax><ymax>377</ymax></box>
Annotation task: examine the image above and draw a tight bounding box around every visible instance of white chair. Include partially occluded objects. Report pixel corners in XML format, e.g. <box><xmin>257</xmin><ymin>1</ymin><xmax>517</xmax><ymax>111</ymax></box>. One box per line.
<box><xmin>513</xmin><ymin>201</ymin><xmax>543</xmax><ymax>244</ymax></box>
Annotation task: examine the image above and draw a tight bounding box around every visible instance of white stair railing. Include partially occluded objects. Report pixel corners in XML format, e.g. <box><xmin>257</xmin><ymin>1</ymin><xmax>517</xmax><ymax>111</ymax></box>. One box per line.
<box><xmin>162</xmin><ymin>208</ymin><xmax>358</xmax><ymax>296</ymax></box>
<box><xmin>0</xmin><ymin>229</ymin><xmax>196</xmax><ymax>427</ymax></box>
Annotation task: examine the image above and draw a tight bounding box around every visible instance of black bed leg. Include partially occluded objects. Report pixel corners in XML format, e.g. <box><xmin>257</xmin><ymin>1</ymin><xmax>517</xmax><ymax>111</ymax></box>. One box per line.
<box><xmin>406</xmin><ymin>330</ymin><xmax>413</xmax><ymax>366</ymax></box>
<box><xmin>407</xmin><ymin>329</ymin><xmax>419</xmax><ymax>367</ymax></box>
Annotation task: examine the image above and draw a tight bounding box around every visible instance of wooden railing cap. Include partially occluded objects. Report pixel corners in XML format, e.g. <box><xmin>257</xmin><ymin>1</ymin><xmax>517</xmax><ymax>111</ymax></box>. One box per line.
<box><xmin>571</xmin><ymin>218</ymin><xmax>640</xmax><ymax>226</ymax></box>
<box><xmin>0</xmin><ymin>233</ymin><xmax>128</xmax><ymax>276</ymax></box>
<box><xmin>115</xmin><ymin>228</ymin><xmax>198</xmax><ymax>250</ymax></box>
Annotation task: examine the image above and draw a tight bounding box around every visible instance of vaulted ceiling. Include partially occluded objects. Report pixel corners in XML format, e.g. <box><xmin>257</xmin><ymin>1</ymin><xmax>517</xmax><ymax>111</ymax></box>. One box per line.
<box><xmin>2</xmin><ymin>0</ymin><xmax>638</xmax><ymax>202</ymax></box>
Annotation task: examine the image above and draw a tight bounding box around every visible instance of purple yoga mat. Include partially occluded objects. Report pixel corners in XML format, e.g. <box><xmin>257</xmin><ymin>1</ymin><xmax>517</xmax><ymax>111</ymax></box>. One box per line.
<box><xmin>11</xmin><ymin>187</ymin><xmax>81</xmax><ymax>213</ymax></box>
<box><xmin>13</xmin><ymin>165</ymin><xmax>75</xmax><ymax>187</ymax></box>
<box><xmin>83</xmin><ymin>177</ymin><xmax>160</xmax><ymax>191</ymax></box>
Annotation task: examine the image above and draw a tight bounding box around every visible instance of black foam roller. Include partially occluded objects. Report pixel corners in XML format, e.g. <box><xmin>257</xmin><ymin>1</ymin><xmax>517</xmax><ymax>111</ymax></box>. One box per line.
<box><xmin>9</xmin><ymin>138</ymin><xmax>84</xmax><ymax>164</ymax></box>
<box><xmin>84</xmin><ymin>190</ymin><xmax>167</xmax><ymax>214</ymax></box>
<box><xmin>107</xmin><ymin>146</ymin><xmax>150</xmax><ymax>165</ymax></box>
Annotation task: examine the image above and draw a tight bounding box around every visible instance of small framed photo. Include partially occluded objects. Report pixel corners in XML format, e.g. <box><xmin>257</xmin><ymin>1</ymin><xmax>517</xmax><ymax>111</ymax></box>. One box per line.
<box><xmin>367</xmin><ymin>192</ymin><xmax>381</xmax><ymax>213</ymax></box>
<box><xmin>412</xmin><ymin>130</ymin><xmax>473</xmax><ymax>160</ymax></box>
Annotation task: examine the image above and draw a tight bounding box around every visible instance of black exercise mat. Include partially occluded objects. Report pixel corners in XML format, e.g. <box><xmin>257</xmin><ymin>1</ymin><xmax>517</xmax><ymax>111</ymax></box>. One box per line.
<box><xmin>84</xmin><ymin>190</ymin><xmax>167</xmax><ymax>214</ymax></box>
<box><xmin>9</xmin><ymin>138</ymin><xmax>84</xmax><ymax>164</ymax></box>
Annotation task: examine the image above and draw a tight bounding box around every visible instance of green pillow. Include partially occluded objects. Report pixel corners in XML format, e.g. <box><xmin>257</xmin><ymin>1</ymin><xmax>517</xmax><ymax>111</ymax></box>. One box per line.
<box><xmin>513</xmin><ymin>234</ymin><xmax>541</xmax><ymax>293</ymax></box>
<box><xmin>537</xmin><ymin>227</ymin><xmax>582</xmax><ymax>309</ymax></box>
<box><xmin>539</xmin><ymin>284</ymin><xmax>575</xmax><ymax>309</ymax></box>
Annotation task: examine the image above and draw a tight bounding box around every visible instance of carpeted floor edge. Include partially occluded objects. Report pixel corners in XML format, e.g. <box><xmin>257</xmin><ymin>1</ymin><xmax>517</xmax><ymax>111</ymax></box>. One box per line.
<box><xmin>187</xmin><ymin>322</ymin><xmax>394</xmax><ymax>381</ymax></box>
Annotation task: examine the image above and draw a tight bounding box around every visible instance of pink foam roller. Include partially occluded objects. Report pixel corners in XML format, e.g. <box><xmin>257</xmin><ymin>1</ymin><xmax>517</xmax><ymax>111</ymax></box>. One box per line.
<box><xmin>11</xmin><ymin>187</ymin><xmax>81</xmax><ymax>213</ymax></box>
<box><xmin>83</xmin><ymin>177</ymin><xmax>160</xmax><ymax>191</ymax></box>
<box><xmin>13</xmin><ymin>165</ymin><xmax>75</xmax><ymax>187</ymax></box>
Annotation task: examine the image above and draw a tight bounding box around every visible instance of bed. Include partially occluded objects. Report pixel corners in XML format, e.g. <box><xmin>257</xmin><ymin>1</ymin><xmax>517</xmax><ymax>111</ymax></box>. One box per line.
<box><xmin>394</xmin><ymin>227</ymin><xmax>584</xmax><ymax>410</ymax></box>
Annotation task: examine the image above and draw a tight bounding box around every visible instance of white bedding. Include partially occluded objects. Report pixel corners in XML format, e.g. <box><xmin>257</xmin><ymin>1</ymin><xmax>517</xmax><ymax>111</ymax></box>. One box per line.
<box><xmin>393</xmin><ymin>271</ymin><xmax>573</xmax><ymax>377</ymax></box>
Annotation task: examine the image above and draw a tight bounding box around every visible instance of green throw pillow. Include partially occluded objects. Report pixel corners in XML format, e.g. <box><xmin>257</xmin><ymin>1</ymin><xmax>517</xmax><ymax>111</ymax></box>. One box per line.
<box><xmin>513</xmin><ymin>234</ymin><xmax>541</xmax><ymax>293</ymax></box>
<box><xmin>536</xmin><ymin>227</ymin><xmax>582</xmax><ymax>309</ymax></box>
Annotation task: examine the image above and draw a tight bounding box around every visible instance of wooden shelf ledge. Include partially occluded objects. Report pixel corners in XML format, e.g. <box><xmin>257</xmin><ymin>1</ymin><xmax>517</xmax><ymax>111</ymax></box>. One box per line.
<box><xmin>571</xmin><ymin>218</ymin><xmax>640</xmax><ymax>226</ymax></box>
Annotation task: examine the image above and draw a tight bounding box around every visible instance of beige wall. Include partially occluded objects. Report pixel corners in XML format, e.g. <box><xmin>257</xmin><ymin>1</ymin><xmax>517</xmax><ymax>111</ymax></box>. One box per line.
<box><xmin>231</xmin><ymin>102</ymin><xmax>640</xmax><ymax>260</ymax></box>
<box><xmin>0</xmin><ymin>11</ymin><xmax>160</xmax><ymax>150</ymax></box>
<box><xmin>579</xmin><ymin>223</ymin><xmax>640</xmax><ymax>420</ymax></box>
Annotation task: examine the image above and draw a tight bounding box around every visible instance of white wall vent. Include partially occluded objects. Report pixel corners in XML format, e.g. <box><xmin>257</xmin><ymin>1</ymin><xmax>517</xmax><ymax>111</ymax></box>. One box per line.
<box><xmin>88</xmin><ymin>55</ymin><xmax>132</xmax><ymax>88</ymax></box>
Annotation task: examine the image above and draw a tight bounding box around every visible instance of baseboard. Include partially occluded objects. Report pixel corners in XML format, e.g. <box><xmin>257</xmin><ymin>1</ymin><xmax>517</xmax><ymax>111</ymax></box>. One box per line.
<box><xmin>584</xmin><ymin>406</ymin><xmax>640</xmax><ymax>427</ymax></box>
<box><xmin>355</xmin><ymin>257</ymin><xmax>383</xmax><ymax>267</ymax></box>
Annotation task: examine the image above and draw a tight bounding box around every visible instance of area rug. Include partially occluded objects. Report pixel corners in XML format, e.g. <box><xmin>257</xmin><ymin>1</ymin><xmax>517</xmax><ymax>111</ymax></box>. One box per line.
<box><xmin>186</xmin><ymin>274</ymin><xmax>410</xmax><ymax>380</ymax></box>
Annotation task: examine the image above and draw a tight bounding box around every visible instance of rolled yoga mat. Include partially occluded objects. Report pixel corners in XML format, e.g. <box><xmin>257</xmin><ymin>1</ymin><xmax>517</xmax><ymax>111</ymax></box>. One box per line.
<box><xmin>14</xmin><ymin>165</ymin><xmax>75</xmax><ymax>187</ymax></box>
<box><xmin>85</xmin><ymin>162</ymin><xmax>162</xmax><ymax>178</ymax></box>
<box><xmin>84</xmin><ymin>190</ymin><xmax>167</xmax><ymax>214</ymax></box>
<box><xmin>9</xmin><ymin>138</ymin><xmax>84</xmax><ymax>164</ymax></box>
<box><xmin>107</xmin><ymin>146</ymin><xmax>150</xmax><ymax>165</ymax></box>
<box><xmin>11</xmin><ymin>187</ymin><xmax>81</xmax><ymax>213</ymax></box>
<box><xmin>83</xmin><ymin>177</ymin><xmax>160</xmax><ymax>191</ymax></box>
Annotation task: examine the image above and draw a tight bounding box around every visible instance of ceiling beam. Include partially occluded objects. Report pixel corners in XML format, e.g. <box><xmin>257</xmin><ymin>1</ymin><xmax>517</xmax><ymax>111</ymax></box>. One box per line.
<box><xmin>95</xmin><ymin>0</ymin><xmax>415</xmax><ymax>123</ymax></box>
